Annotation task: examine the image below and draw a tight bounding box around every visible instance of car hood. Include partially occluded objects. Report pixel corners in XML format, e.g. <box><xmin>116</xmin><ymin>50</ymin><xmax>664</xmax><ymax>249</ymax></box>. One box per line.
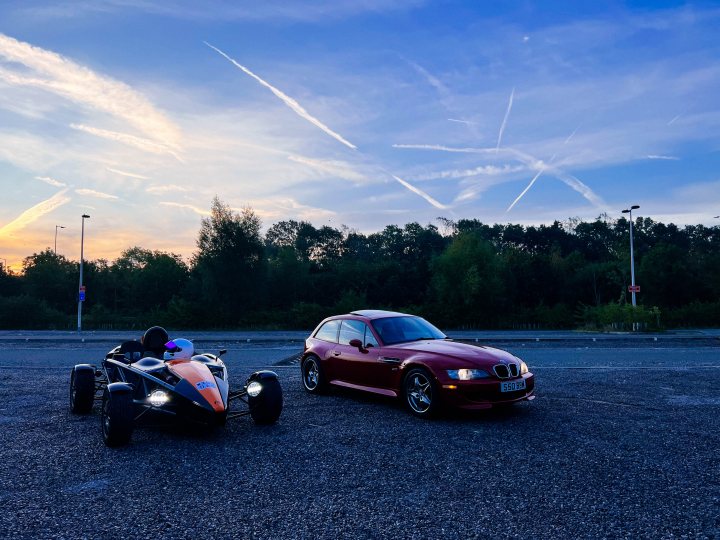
<box><xmin>389</xmin><ymin>339</ymin><xmax>519</xmax><ymax>368</ymax></box>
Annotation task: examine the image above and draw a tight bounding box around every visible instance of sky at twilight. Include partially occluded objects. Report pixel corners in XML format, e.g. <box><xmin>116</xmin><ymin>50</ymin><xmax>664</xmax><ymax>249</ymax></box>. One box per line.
<box><xmin>1</xmin><ymin>0</ymin><xmax>719</xmax><ymax>270</ymax></box>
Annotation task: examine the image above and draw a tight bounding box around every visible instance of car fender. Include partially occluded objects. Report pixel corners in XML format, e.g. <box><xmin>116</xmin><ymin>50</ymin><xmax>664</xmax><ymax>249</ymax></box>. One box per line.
<box><xmin>246</xmin><ymin>370</ymin><xmax>279</xmax><ymax>386</ymax></box>
<box><xmin>72</xmin><ymin>363</ymin><xmax>95</xmax><ymax>374</ymax></box>
<box><xmin>399</xmin><ymin>357</ymin><xmax>441</xmax><ymax>383</ymax></box>
<box><xmin>107</xmin><ymin>382</ymin><xmax>133</xmax><ymax>395</ymax></box>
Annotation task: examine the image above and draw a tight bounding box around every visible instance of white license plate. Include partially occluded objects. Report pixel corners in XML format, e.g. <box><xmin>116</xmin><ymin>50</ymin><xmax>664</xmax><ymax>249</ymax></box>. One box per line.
<box><xmin>500</xmin><ymin>379</ymin><xmax>526</xmax><ymax>393</ymax></box>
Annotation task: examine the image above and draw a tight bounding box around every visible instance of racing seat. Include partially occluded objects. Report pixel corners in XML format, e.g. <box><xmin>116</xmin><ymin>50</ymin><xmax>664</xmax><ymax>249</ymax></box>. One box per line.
<box><xmin>117</xmin><ymin>340</ymin><xmax>144</xmax><ymax>364</ymax></box>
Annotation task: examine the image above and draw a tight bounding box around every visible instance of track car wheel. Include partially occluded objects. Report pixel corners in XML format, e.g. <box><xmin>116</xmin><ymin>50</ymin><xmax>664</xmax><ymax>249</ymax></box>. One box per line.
<box><xmin>403</xmin><ymin>368</ymin><xmax>439</xmax><ymax>418</ymax></box>
<box><xmin>249</xmin><ymin>378</ymin><xmax>283</xmax><ymax>425</ymax></box>
<box><xmin>70</xmin><ymin>367</ymin><xmax>95</xmax><ymax>414</ymax></box>
<box><xmin>301</xmin><ymin>355</ymin><xmax>327</xmax><ymax>394</ymax></box>
<box><xmin>101</xmin><ymin>388</ymin><xmax>134</xmax><ymax>447</ymax></box>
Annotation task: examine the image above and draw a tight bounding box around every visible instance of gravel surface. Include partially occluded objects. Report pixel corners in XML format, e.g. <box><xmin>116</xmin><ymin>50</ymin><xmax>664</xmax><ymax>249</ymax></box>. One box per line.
<box><xmin>1</xmin><ymin>338</ymin><xmax>718</xmax><ymax>539</ymax></box>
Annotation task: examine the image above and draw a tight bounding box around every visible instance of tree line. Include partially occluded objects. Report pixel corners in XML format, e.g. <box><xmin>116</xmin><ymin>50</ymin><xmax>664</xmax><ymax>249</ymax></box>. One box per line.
<box><xmin>1</xmin><ymin>197</ymin><xmax>718</xmax><ymax>330</ymax></box>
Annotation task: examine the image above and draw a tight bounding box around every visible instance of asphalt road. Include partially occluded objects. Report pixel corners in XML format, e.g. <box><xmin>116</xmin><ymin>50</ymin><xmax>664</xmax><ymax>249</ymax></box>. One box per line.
<box><xmin>1</xmin><ymin>336</ymin><xmax>718</xmax><ymax>539</ymax></box>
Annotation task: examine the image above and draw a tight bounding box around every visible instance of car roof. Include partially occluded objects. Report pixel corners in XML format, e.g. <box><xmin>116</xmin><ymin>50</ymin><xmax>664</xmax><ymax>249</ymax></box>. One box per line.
<box><xmin>348</xmin><ymin>310</ymin><xmax>410</xmax><ymax>320</ymax></box>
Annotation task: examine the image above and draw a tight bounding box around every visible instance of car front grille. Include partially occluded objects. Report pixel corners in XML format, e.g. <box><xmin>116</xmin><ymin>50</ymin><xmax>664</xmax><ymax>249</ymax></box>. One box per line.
<box><xmin>493</xmin><ymin>363</ymin><xmax>519</xmax><ymax>379</ymax></box>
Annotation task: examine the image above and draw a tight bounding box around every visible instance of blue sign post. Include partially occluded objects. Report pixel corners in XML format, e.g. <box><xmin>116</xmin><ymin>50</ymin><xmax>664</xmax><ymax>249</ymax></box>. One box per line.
<box><xmin>79</xmin><ymin>286</ymin><xmax>86</xmax><ymax>302</ymax></box>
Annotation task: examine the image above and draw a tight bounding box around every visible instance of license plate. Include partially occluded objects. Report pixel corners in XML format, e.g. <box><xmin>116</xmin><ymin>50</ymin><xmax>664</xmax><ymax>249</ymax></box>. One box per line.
<box><xmin>500</xmin><ymin>379</ymin><xmax>526</xmax><ymax>393</ymax></box>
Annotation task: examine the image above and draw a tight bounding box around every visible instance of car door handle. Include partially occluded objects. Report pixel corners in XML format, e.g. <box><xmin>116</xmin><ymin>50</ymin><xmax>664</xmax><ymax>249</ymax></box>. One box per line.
<box><xmin>380</xmin><ymin>357</ymin><xmax>401</xmax><ymax>364</ymax></box>
<box><xmin>333</xmin><ymin>351</ymin><xmax>341</xmax><ymax>356</ymax></box>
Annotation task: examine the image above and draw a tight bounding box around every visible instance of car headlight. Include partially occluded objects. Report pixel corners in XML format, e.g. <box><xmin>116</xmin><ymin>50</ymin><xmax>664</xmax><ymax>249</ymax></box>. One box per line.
<box><xmin>520</xmin><ymin>361</ymin><xmax>528</xmax><ymax>375</ymax></box>
<box><xmin>247</xmin><ymin>381</ymin><xmax>263</xmax><ymax>397</ymax></box>
<box><xmin>148</xmin><ymin>390</ymin><xmax>169</xmax><ymax>407</ymax></box>
<box><xmin>447</xmin><ymin>369</ymin><xmax>489</xmax><ymax>380</ymax></box>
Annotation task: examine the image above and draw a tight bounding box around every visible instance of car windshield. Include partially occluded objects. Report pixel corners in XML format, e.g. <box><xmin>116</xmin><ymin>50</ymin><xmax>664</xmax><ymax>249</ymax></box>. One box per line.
<box><xmin>371</xmin><ymin>316</ymin><xmax>446</xmax><ymax>345</ymax></box>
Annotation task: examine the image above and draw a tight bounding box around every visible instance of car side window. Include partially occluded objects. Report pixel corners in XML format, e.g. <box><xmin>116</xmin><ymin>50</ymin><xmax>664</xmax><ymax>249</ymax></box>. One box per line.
<box><xmin>314</xmin><ymin>320</ymin><xmax>340</xmax><ymax>343</ymax></box>
<box><xmin>364</xmin><ymin>326</ymin><xmax>379</xmax><ymax>348</ymax></box>
<box><xmin>338</xmin><ymin>319</ymin><xmax>365</xmax><ymax>346</ymax></box>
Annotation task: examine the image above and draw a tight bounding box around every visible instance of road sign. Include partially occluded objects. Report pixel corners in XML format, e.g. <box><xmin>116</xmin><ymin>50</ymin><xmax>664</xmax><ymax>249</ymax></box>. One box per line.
<box><xmin>628</xmin><ymin>285</ymin><xmax>640</xmax><ymax>293</ymax></box>
<box><xmin>79</xmin><ymin>285</ymin><xmax>86</xmax><ymax>302</ymax></box>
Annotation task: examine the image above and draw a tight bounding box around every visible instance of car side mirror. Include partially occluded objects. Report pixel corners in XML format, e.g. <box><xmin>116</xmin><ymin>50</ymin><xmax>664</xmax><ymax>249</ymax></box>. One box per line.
<box><xmin>349</xmin><ymin>339</ymin><xmax>364</xmax><ymax>351</ymax></box>
<box><xmin>218</xmin><ymin>349</ymin><xmax>227</xmax><ymax>357</ymax></box>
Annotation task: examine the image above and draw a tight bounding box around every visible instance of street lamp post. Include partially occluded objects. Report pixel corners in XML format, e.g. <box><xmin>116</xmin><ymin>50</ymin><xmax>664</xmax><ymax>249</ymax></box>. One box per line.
<box><xmin>622</xmin><ymin>205</ymin><xmax>640</xmax><ymax>330</ymax></box>
<box><xmin>54</xmin><ymin>225</ymin><xmax>65</xmax><ymax>254</ymax></box>
<box><xmin>77</xmin><ymin>214</ymin><xmax>90</xmax><ymax>332</ymax></box>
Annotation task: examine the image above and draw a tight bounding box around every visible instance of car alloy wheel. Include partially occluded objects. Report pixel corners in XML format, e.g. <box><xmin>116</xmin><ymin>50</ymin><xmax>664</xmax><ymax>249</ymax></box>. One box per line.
<box><xmin>303</xmin><ymin>358</ymin><xmax>320</xmax><ymax>391</ymax></box>
<box><xmin>406</xmin><ymin>371</ymin><xmax>433</xmax><ymax>414</ymax></box>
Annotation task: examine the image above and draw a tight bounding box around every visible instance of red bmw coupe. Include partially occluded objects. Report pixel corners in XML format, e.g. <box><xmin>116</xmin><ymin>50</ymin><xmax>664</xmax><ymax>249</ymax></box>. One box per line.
<box><xmin>300</xmin><ymin>310</ymin><xmax>535</xmax><ymax>417</ymax></box>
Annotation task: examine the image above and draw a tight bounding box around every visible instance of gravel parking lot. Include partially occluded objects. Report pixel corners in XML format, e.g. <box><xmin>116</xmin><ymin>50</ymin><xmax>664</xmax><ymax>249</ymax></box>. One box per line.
<box><xmin>1</xmin><ymin>334</ymin><xmax>718</xmax><ymax>539</ymax></box>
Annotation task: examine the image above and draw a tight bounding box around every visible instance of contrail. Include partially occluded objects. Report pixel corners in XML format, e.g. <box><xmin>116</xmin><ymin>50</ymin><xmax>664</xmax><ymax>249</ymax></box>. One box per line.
<box><xmin>507</xmin><ymin>153</ymin><xmax>557</xmax><ymax>212</ymax></box>
<box><xmin>205</xmin><ymin>41</ymin><xmax>357</xmax><ymax>150</ymax></box>
<box><xmin>496</xmin><ymin>87</ymin><xmax>514</xmax><ymax>153</ymax></box>
<box><xmin>646</xmin><ymin>154</ymin><xmax>679</xmax><ymax>160</ymax></box>
<box><xmin>667</xmin><ymin>114</ymin><xmax>681</xmax><ymax>126</ymax></box>
<box><xmin>448</xmin><ymin>118</ymin><xmax>476</xmax><ymax>125</ymax></box>
<box><xmin>564</xmin><ymin>125</ymin><xmax>579</xmax><ymax>144</ymax></box>
<box><xmin>394</xmin><ymin>143</ymin><xmax>606</xmax><ymax>209</ymax></box>
<box><xmin>392</xmin><ymin>175</ymin><xmax>449</xmax><ymax>210</ymax></box>
<box><xmin>0</xmin><ymin>189</ymin><xmax>70</xmax><ymax>236</ymax></box>
<box><xmin>506</xmin><ymin>169</ymin><xmax>545</xmax><ymax>212</ymax></box>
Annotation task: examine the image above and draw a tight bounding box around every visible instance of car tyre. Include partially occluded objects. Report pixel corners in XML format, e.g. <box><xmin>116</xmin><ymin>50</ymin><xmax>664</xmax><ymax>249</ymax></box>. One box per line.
<box><xmin>249</xmin><ymin>378</ymin><xmax>283</xmax><ymax>425</ymax></box>
<box><xmin>301</xmin><ymin>355</ymin><xmax>327</xmax><ymax>394</ymax></box>
<box><xmin>70</xmin><ymin>367</ymin><xmax>95</xmax><ymax>414</ymax></box>
<box><xmin>403</xmin><ymin>367</ymin><xmax>439</xmax><ymax>418</ymax></box>
<box><xmin>101</xmin><ymin>388</ymin><xmax>134</xmax><ymax>447</ymax></box>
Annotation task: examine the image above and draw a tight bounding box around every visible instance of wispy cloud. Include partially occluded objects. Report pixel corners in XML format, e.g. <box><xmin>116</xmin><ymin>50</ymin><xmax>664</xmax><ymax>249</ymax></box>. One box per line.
<box><xmin>35</xmin><ymin>175</ymin><xmax>66</xmax><ymax>187</ymax></box>
<box><xmin>496</xmin><ymin>87</ymin><xmax>515</xmax><ymax>153</ymax></box>
<box><xmin>0</xmin><ymin>33</ymin><xmax>181</xmax><ymax>148</ymax></box>
<box><xmin>160</xmin><ymin>202</ymin><xmax>210</xmax><ymax>216</ymax></box>
<box><xmin>288</xmin><ymin>155</ymin><xmax>367</xmax><ymax>183</ymax></box>
<box><xmin>70</xmin><ymin>124</ymin><xmax>184</xmax><ymax>162</ymax></box>
<box><xmin>106</xmin><ymin>167</ymin><xmax>150</xmax><ymax>180</ymax></box>
<box><xmin>0</xmin><ymin>189</ymin><xmax>71</xmax><ymax>236</ymax></box>
<box><xmin>392</xmin><ymin>175</ymin><xmax>448</xmax><ymax>210</ymax></box>
<box><xmin>75</xmin><ymin>188</ymin><xmax>118</xmax><ymax>200</ymax></box>
<box><xmin>646</xmin><ymin>154</ymin><xmax>680</xmax><ymax>160</ymax></box>
<box><xmin>146</xmin><ymin>185</ymin><xmax>188</xmax><ymax>194</ymax></box>
<box><xmin>205</xmin><ymin>42</ymin><xmax>357</xmax><ymax>150</ymax></box>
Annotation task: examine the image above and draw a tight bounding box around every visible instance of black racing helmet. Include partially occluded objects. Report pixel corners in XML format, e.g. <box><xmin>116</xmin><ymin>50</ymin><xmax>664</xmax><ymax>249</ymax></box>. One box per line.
<box><xmin>141</xmin><ymin>326</ymin><xmax>169</xmax><ymax>356</ymax></box>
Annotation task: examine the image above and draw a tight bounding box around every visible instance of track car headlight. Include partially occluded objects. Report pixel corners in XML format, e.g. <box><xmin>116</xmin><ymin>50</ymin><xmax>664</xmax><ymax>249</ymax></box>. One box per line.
<box><xmin>520</xmin><ymin>361</ymin><xmax>528</xmax><ymax>375</ymax></box>
<box><xmin>447</xmin><ymin>369</ymin><xmax>489</xmax><ymax>380</ymax></box>
<box><xmin>148</xmin><ymin>390</ymin><xmax>169</xmax><ymax>407</ymax></box>
<box><xmin>247</xmin><ymin>381</ymin><xmax>263</xmax><ymax>397</ymax></box>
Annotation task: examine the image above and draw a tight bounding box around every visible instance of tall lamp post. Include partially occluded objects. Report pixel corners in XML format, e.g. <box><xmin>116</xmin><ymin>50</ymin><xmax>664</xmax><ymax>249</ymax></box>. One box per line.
<box><xmin>77</xmin><ymin>214</ymin><xmax>90</xmax><ymax>332</ymax></box>
<box><xmin>622</xmin><ymin>205</ymin><xmax>640</xmax><ymax>330</ymax></box>
<box><xmin>54</xmin><ymin>225</ymin><xmax>65</xmax><ymax>254</ymax></box>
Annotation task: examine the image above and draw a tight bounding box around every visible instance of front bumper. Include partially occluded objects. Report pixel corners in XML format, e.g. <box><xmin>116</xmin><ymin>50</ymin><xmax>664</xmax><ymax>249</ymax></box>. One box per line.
<box><xmin>438</xmin><ymin>372</ymin><xmax>535</xmax><ymax>410</ymax></box>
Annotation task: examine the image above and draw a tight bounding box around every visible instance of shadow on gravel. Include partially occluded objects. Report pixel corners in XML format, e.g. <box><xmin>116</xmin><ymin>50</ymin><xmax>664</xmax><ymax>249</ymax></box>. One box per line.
<box><xmin>320</xmin><ymin>384</ymin><xmax>535</xmax><ymax>424</ymax></box>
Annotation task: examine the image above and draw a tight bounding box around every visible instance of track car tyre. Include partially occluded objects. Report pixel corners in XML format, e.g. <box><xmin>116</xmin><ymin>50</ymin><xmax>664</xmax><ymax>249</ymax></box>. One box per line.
<box><xmin>403</xmin><ymin>367</ymin><xmax>439</xmax><ymax>418</ymax></box>
<box><xmin>249</xmin><ymin>378</ymin><xmax>283</xmax><ymax>425</ymax></box>
<box><xmin>301</xmin><ymin>355</ymin><xmax>327</xmax><ymax>394</ymax></box>
<box><xmin>101</xmin><ymin>388</ymin><xmax>134</xmax><ymax>447</ymax></box>
<box><xmin>70</xmin><ymin>367</ymin><xmax>95</xmax><ymax>414</ymax></box>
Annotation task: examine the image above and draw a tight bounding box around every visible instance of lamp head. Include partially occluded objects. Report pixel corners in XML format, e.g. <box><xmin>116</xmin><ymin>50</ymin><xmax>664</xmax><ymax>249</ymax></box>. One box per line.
<box><xmin>621</xmin><ymin>209</ymin><xmax>630</xmax><ymax>214</ymax></box>
<box><xmin>81</xmin><ymin>214</ymin><xmax>90</xmax><ymax>219</ymax></box>
<box><xmin>631</xmin><ymin>205</ymin><xmax>640</xmax><ymax>210</ymax></box>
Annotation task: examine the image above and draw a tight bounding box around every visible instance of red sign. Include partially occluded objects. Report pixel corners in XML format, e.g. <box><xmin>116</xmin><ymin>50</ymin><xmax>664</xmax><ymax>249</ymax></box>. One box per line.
<box><xmin>628</xmin><ymin>285</ymin><xmax>640</xmax><ymax>293</ymax></box>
